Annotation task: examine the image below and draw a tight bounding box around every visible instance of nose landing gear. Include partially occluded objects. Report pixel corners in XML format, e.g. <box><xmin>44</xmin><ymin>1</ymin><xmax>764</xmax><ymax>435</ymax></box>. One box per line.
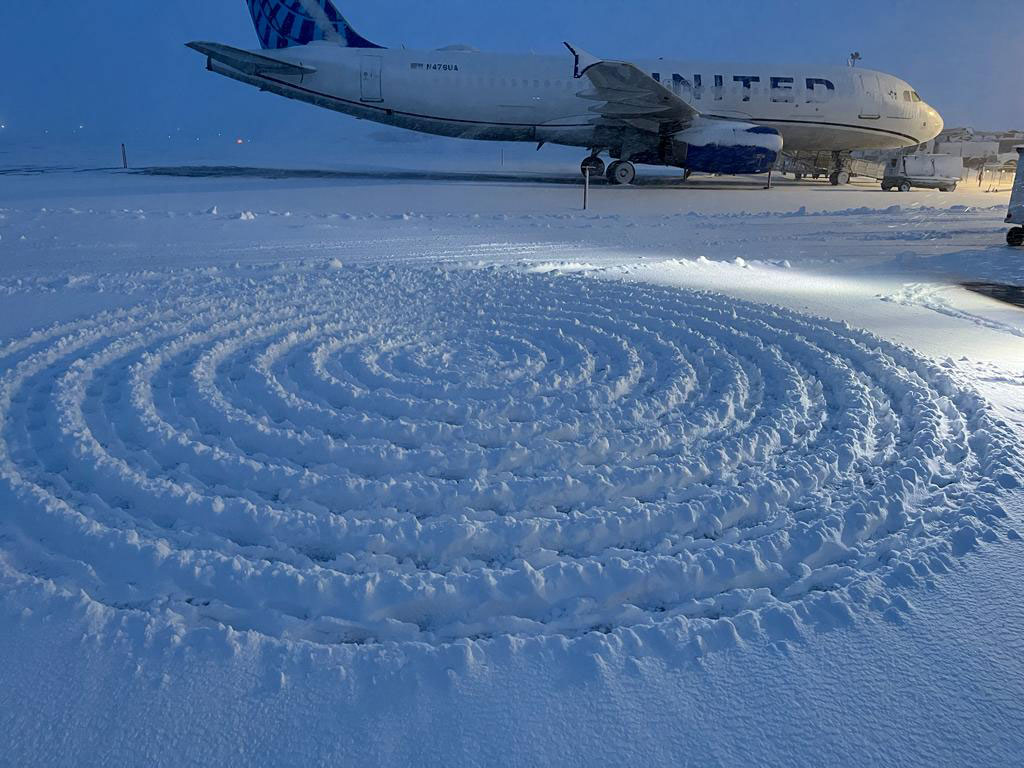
<box><xmin>828</xmin><ymin>151</ymin><xmax>851</xmax><ymax>186</ymax></box>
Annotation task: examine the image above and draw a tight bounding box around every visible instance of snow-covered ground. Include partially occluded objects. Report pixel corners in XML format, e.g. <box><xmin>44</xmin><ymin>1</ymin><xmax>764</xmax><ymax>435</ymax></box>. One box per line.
<box><xmin>2</xmin><ymin>164</ymin><xmax>1023</xmax><ymax>766</ymax></box>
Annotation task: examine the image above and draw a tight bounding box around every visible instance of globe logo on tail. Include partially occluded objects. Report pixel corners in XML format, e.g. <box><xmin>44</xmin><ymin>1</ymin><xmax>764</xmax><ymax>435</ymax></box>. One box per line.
<box><xmin>245</xmin><ymin>0</ymin><xmax>382</xmax><ymax>50</ymax></box>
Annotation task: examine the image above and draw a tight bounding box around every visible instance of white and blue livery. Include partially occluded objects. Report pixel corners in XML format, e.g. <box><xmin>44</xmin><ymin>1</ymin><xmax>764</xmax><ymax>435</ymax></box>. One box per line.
<box><xmin>189</xmin><ymin>0</ymin><xmax>945</xmax><ymax>185</ymax></box>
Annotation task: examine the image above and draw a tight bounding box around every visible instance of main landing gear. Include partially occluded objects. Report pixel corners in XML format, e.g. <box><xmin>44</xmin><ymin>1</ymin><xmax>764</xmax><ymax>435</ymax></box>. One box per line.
<box><xmin>580</xmin><ymin>155</ymin><xmax>637</xmax><ymax>186</ymax></box>
<box><xmin>1008</xmin><ymin>227</ymin><xmax>1024</xmax><ymax>247</ymax></box>
<box><xmin>581</xmin><ymin>155</ymin><xmax>605</xmax><ymax>178</ymax></box>
<box><xmin>606</xmin><ymin>160</ymin><xmax>636</xmax><ymax>185</ymax></box>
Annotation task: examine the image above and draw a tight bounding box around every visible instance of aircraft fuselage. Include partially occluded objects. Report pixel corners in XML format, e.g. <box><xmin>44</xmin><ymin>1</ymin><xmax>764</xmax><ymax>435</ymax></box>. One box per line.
<box><xmin>207</xmin><ymin>43</ymin><xmax>944</xmax><ymax>160</ymax></box>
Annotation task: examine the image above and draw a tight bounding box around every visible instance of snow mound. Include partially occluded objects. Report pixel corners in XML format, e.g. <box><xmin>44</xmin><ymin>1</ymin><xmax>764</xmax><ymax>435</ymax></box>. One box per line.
<box><xmin>1</xmin><ymin>267</ymin><xmax>1020</xmax><ymax>654</ymax></box>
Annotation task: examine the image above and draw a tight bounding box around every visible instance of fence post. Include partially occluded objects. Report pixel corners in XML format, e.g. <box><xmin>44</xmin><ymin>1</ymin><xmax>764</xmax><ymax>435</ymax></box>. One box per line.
<box><xmin>583</xmin><ymin>167</ymin><xmax>590</xmax><ymax>210</ymax></box>
<box><xmin>121</xmin><ymin>144</ymin><xmax>128</xmax><ymax>170</ymax></box>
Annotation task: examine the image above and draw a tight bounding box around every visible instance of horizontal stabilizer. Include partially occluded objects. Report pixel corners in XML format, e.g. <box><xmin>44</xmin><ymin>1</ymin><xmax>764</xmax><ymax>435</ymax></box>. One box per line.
<box><xmin>186</xmin><ymin>41</ymin><xmax>316</xmax><ymax>77</ymax></box>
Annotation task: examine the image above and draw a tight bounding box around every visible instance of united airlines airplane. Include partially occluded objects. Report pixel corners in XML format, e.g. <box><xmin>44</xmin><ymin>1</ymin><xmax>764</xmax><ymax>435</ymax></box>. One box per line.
<box><xmin>189</xmin><ymin>0</ymin><xmax>945</xmax><ymax>185</ymax></box>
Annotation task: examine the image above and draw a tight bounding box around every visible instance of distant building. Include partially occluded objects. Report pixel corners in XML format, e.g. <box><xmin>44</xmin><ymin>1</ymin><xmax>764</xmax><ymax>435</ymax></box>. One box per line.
<box><xmin>915</xmin><ymin>127</ymin><xmax>1024</xmax><ymax>168</ymax></box>
<box><xmin>855</xmin><ymin>127</ymin><xmax>1022</xmax><ymax>171</ymax></box>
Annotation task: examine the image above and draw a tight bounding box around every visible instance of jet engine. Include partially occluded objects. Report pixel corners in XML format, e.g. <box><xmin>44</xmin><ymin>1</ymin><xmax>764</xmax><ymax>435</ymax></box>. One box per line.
<box><xmin>626</xmin><ymin>119</ymin><xmax>783</xmax><ymax>175</ymax></box>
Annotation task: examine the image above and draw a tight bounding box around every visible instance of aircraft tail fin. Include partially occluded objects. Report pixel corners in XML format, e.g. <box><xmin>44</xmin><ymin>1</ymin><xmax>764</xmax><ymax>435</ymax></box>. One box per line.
<box><xmin>245</xmin><ymin>0</ymin><xmax>383</xmax><ymax>50</ymax></box>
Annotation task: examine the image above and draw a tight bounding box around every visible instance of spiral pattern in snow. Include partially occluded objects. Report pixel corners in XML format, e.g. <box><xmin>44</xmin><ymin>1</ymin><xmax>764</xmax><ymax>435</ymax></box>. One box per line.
<box><xmin>0</xmin><ymin>265</ymin><xmax>1019</xmax><ymax>647</ymax></box>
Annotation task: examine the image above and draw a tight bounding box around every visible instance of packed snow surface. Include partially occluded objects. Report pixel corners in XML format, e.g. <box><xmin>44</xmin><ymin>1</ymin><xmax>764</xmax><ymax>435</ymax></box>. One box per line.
<box><xmin>2</xmin><ymin>167</ymin><xmax>1024</xmax><ymax>766</ymax></box>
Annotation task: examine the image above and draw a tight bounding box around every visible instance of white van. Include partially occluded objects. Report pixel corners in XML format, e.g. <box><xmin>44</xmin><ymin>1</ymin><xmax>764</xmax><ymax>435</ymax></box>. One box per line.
<box><xmin>882</xmin><ymin>154</ymin><xmax>963</xmax><ymax>192</ymax></box>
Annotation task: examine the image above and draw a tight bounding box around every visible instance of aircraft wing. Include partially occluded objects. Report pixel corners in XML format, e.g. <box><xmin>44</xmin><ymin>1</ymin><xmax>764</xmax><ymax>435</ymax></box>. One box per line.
<box><xmin>186</xmin><ymin>41</ymin><xmax>316</xmax><ymax>78</ymax></box>
<box><xmin>564</xmin><ymin>43</ymin><xmax>699</xmax><ymax>133</ymax></box>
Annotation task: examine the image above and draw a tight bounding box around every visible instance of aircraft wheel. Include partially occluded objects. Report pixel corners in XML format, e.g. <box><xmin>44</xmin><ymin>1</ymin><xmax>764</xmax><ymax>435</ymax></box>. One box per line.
<box><xmin>899</xmin><ymin>182</ymin><xmax>912</xmax><ymax>193</ymax></box>
<box><xmin>607</xmin><ymin>161</ymin><xmax>636</xmax><ymax>186</ymax></box>
<box><xmin>1007</xmin><ymin>227</ymin><xmax>1024</xmax><ymax>247</ymax></box>
<box><xmin>581</xmin><ymin>156</ymin><xmax>605</xmax><ymax>178</ymax></box>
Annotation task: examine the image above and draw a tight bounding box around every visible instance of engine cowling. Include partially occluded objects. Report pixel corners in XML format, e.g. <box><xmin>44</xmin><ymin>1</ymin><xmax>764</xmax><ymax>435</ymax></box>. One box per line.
<box><xmin>671</xmin><ymin>120</ymin><xmax>783</xmax><ymax>175</ymax></box>
<box><xmin>626</xmin><ymin>119</ymin><xmax>783</xmax><ymax>175</ymax></box>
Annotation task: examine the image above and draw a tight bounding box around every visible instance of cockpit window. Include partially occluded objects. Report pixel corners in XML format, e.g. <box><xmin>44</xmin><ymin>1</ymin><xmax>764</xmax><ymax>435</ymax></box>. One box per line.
<box><xmin>903</xmin><ymin>90</ymin><xmax>912</xmax><ymax>102</ymax></box>
<box><xmin>911</xmin><ymin>91</ymin><xmax>922</xmax><ymax>103</ymax></box>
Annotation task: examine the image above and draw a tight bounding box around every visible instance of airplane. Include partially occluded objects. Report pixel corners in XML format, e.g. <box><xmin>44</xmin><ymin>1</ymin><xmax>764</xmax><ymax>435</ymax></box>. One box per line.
<box><xmin>188</xmin><ymin>0</ymin><xmax>945</xmax><ymax>186</ymax></box>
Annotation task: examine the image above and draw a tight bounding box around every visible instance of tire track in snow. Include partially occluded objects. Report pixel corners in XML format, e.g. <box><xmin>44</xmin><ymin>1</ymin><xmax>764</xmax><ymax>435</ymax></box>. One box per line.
<box><xmin>1</xmin><ymin>265</ymin><xmax>1021</xmax><ymax>652</ymax></box>
<box><xmin>882</xmin><ymin>282</ymin><xmax>1024</xmax><ymax>339</ymax></box>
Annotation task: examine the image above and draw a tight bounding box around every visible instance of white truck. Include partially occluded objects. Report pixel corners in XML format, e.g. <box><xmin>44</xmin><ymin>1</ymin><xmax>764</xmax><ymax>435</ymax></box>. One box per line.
<box><xmin>1006</xmin><ymin>146</ymin><xmax>1024</xmax><ymax>247</ymax></box>
<box><xmin>882</xmin><ymin>154</ymin><xmax>963</xmax><ymax>192</ymax></box>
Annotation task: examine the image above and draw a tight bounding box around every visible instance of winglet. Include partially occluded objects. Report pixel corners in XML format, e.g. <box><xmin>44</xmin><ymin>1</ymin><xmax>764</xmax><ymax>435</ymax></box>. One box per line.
<box><xmin>564</xmin><ymin>42</ymin><xmax>601</xmax><ymax>79</ymax></box>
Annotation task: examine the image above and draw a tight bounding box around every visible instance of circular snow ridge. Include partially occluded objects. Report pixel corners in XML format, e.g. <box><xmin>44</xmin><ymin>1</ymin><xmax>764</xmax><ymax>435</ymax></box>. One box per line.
<box><xmin>0</xmin><ymin>266</ymin><xmax>1019</xmax><ymax>647</ymax></box>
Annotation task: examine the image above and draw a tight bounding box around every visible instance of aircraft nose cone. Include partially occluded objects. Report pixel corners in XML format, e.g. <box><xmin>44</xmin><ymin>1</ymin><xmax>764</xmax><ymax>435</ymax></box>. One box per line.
<box><xmin>925</xmin><ymin>105</ymin><xmax>944</xmax><ymax>140</ymax></box>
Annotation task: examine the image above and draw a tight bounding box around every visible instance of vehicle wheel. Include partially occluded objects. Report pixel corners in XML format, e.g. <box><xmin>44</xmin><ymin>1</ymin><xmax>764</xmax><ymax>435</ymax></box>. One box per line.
<box><xmin>1008</xmin><ymin>227</ymin><xmax>1024</xmax><ymax>247</ymax></box>
<box><xmin>680</xmin><ymin>169</ymin><xmax>692</xmax><ymax>182</ymax></box>
<box><xmin>607</xmin><ymin>160</ymin><xmax>636</xmax><ymax>186</ymax></box>
<box><xmin>581</xmin><ymin>156</ymin><xmax>605</xmax><ymax>178</ymax></box>
<box><xmin>882</xmin><ymin>184</ymin><xmax>893</xmax><ymax>192</ymax></box>
<box><xmin>829</xmin><ymin>172</ymin><xmax>839</xmax><ymax>186</ymax></box>
<box><xmin>794</xmin><ymin>172</ymin><xmax>803</xmax><ymax>181</ymax></box>
<box><xmin>836</xmin><ymin>171</ymin><xmax>851</xmax><ymax>185</ymax></box>
<box><xmin>899</xmin><ymin>182</ymin><xmax>912</xmax><ymax>192</ymax></box>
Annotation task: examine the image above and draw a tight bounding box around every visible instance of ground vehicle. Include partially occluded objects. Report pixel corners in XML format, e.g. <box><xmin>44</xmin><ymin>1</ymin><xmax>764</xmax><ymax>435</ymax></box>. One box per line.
<box><xmin>1006</xmin><ymin>147</ymin><xmax>1024</xmax><ymax>246</ymax></box>
<box><xmin>882</xmin><ymin>154</ymin><xmax>963</xmax><ymax>192</ymax></box>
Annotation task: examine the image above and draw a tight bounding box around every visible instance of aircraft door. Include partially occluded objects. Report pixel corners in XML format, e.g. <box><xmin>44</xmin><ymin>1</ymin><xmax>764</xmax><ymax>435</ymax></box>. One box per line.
<box><xmin>360</xmin><ymin>56</ymin><xmax>383</xmax><ymax>103</ymax></box>
<box><xmin>856</xmin><ymin>74</ymin><xmax>881</xmax><ymax>119</ymax></box>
